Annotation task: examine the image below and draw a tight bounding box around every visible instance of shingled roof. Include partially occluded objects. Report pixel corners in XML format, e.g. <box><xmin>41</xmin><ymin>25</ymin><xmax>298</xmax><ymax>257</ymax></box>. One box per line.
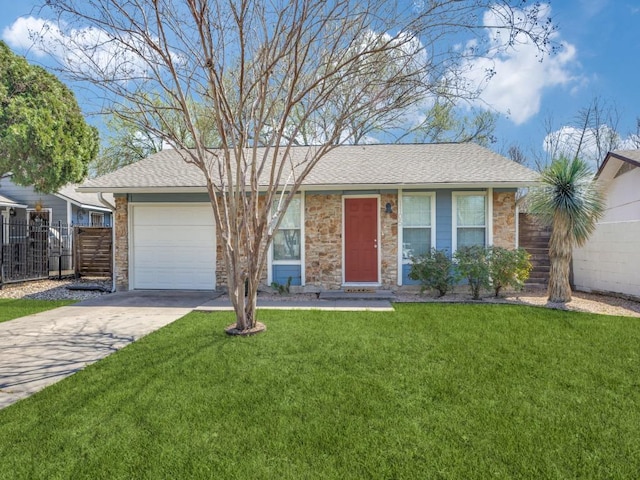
<box><xmin>79</xmin><ymin>143</ymin><xmax>538</xmax><ymax>192</ymax></box>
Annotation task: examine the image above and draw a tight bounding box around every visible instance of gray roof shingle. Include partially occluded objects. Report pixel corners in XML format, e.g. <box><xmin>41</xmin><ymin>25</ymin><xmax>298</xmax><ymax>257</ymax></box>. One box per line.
<box><xmin>56</xmin><ymin>184</ymin><xmax>114</xmax><ymax>210</ymax></box>
<box><xmin>79</xmin><ymin>143</ymin><xmax>538</xmax><ymax>192</ymax></box>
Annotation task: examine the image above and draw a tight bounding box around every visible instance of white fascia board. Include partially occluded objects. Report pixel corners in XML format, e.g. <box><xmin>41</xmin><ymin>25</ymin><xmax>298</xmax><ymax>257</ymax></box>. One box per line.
<box><xmin>54</xmin><ymin>193</ymin><xmax>113</xmax><ymax>212</ymax></box>
<box><xmin>77</xmin><ymin>181</ymin><xmax>538</xmax><ymax>194</ymax></box>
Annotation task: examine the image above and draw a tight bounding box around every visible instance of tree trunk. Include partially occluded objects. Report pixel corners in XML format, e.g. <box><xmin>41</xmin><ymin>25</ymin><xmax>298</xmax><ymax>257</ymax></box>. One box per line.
<box><xmin>225</xmin><ymin>247</ymin><xmax>264</xmax><ymax>333</ymax></box>
<box><xmin>547</xmin><ymin>213</ymin><xmax>572</xmax><ymax>303</ymax></box>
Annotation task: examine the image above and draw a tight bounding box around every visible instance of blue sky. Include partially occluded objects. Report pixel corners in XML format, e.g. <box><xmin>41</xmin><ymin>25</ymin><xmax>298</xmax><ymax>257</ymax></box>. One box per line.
<box><xmin>1</xmin><ymin>0</ymin><xmax>638</xmax><ymax>167</ymax></box>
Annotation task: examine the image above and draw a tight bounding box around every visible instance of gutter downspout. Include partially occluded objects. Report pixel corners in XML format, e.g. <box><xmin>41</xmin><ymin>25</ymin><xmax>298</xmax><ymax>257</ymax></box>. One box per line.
<box><xmin>97</xmin><ymin>192</ymin><xmax>116</xmax><ymax>211</ymax></box>
<box><xmin>97</xmin><ymin>192</ymin><xmax>117</xmax><ymax>293</ymax></box>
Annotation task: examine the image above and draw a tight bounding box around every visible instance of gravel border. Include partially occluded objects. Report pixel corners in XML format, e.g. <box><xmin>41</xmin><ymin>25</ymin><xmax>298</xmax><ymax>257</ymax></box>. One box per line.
<box><xmin>393</xmin><ymin>288</ymin><xmax>640</xmax><ymax>318</ymax></box>
<box><xmin>0</xmin><ymin>278</ymin><xmax>113</xmax><ymax>301</ymax></box>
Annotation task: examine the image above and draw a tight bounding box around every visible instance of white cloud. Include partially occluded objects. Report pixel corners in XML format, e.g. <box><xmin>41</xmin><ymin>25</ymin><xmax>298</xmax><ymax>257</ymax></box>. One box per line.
<box><xmin>3</xmin><ymin>16</ymin><xmax>178</xmax><ymax>82</ymax></box>
<box><xmin>2</xmin><ymin>16</ymin><xmax>62</xmax><ymax>55</ymax></box>
<box><xmin>542</xmin><ymin>124</ymin><xmax>640</xmax><ymax>169</ymax></box>
<box><xmin>461</xmin><ymin>4</ymin><xmax>581</xmax><ymax>125</ymax></box>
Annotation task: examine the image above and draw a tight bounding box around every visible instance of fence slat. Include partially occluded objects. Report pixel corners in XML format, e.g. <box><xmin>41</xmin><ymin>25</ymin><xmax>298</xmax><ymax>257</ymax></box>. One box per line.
<box><xmin>74</xmin><ymin>227</ymin><xmax>112</xmax><ymax>277</ymax></box>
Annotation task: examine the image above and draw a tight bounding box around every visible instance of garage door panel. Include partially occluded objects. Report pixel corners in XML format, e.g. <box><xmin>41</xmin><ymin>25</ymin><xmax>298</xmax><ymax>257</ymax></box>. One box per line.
<box><xmin>134</xmin><ymin>205</ymin><xmax>214</xmax><ymax>227</ymax></box>
<box><xmin>134</xmin><ymin>226</ymin><xmax>216</xmax><ymax>248</ymax></box>
<box><xmin>132</xmin><ymin>204</ymin><xmax>216</xmax><ymax>290</ymax></box>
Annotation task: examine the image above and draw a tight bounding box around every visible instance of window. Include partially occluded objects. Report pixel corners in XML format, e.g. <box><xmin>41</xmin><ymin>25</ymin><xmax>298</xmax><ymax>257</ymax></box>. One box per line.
<box><xmin>402</xmin><ymin>194</ymin><xmax>433</xmax><ymax>262</ymax></box>
<box><xmin>454</xmin><ymin>193</ymin><xmax>486</xmax><ymax>249</ymax></box>
<box><xmin>27</xmin><ymin>209</ymin><xmax>51</xmax><ymax>226</ymax></box>
<box><xmin>90</xmin><ymin>212</ymin><xmax>104</xmax><ymax>226</ymax></box>
<box><xmin>272</xmin><ymin>197</ymin><xmax>301</xmax><ymax>261</ymax></box>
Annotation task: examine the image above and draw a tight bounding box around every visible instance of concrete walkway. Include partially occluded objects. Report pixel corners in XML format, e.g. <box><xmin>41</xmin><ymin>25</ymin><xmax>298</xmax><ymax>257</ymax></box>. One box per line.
<box><xmin>0</xmin><ymin>291</ymin><xmax>217</xmax><ymax>410</ymax></box>
<box><xmin>197</xmin><ymin>298</ymin><xmax>394</xmax><ymax>311</ymax></box>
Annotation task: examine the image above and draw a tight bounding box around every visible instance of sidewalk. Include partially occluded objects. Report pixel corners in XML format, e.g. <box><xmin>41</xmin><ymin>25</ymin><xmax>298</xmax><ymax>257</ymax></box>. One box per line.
<box><xmin>196</xmin><ymin>297</ymin><xmax>394</xmax><ymax>312</ymax></box>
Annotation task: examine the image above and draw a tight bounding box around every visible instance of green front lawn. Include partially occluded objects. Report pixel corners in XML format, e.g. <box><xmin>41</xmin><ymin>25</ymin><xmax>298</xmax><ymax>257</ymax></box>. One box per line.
<box><xmin>0</xmin><ymin>299</ymin><xmax>76</xmax><ymax>323</ymax></box>
<box><xmin>1</xmin><ymin>304</ymin><xmax>639</xmax><ymax>479</ymax></box>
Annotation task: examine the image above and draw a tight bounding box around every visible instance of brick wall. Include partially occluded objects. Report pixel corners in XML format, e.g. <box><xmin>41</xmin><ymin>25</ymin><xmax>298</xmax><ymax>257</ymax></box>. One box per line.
<box><xmin>304</xmin><ymin>193</ymin><xmax>343</xmax><ymax>289</ymax></box>
<box><xmin>492</xmin><ymin>191</ymin><xmax>516</xmax><ymax>248</ymax></box>
<box><xmin>380</xmin><ymin>193</ymin><xmax>398</xmax><ymax>288</ymax></box>
<box><xmin>114</xmin><ymin>196</ymin><xmax>129</xmax><ymax>291</ymax></box>
<box><xmin>214</xmin><ymin>196</ymin><xmax>268</xmax><ymax>289</ymax></box>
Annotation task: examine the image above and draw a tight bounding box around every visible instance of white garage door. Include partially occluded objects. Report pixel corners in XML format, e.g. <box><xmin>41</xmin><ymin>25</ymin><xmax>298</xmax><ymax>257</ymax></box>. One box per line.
<box><xmin>131</xmin><ymin>203</ymin><xmax>216</xmax><ymax>290</ymax></box>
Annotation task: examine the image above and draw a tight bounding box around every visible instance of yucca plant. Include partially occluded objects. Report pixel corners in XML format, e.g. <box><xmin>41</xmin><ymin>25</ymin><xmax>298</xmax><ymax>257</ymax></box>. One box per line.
<box><xmin>527</xmin><ymin>156</ymin><xmax>605</xmax><ymax>303</ymax></box>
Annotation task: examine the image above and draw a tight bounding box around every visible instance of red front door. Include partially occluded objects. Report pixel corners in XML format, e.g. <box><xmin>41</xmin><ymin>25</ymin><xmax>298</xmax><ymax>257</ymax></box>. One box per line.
<box><xmin>344</xmin><ymin>198</ymin><xmax>378</xmax><ymax>283</ymax></box>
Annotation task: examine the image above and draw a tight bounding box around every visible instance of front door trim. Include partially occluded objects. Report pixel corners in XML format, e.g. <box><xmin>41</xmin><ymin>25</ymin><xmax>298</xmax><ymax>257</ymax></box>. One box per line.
<box><xmin>342</xmin><ymin>194</ymin><xmax>381</xmax><ymax>285</ymax></box>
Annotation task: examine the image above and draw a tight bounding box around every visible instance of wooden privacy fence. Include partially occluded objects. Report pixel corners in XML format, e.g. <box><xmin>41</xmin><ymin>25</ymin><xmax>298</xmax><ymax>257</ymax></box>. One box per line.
<box><xmin>74</xmin><ymin>227</ymin><xmax>112</xmax><ymax>277</ymax></box>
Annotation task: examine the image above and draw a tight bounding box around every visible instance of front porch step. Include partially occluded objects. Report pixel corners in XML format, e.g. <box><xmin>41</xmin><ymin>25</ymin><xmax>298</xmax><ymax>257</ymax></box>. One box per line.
<box><xmin>319</xmin><ymin>290</ymin><xmax>394</xmax><ymax>301</ymax></box>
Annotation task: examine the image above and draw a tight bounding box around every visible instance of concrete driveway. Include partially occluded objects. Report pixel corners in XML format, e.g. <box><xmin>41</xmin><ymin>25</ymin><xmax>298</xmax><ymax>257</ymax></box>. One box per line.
<box><xmin>0</xmin><ymin>290</ymin><xmax>219</xmax><ymax>410</ymax></box>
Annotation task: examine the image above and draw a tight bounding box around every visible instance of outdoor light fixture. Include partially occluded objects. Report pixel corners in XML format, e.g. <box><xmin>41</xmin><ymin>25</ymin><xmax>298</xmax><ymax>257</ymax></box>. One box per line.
<box><xmin>9</xmin><ymin>208</ymin><xmax>16</xmax><ymax>217</ymax></box>
<box><xmin>385</xmin><ymin>202</ymin><xmax>393</xmax><ymax>214</ymax></box>
<box><xmin>34</xmin><ymin>199</ymin><xmax>44</xmax><ymax>212</ymax></box>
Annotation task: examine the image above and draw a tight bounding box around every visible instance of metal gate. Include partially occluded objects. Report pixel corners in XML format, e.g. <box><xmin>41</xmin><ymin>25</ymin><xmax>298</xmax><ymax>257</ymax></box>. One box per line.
<box><xmin>1</xmin><ymin>219</ymin><xmax>49</xmax><ymax>284</ymax></box>
<box><xmin>48</xmin><ymin>221</ymin><xmax>74</xmax><ymax>277</ymax></box>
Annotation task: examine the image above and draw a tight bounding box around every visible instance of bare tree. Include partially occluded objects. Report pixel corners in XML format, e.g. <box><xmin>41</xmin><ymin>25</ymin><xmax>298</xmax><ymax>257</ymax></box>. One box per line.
<box><xmin>506</xmin><ymin>144</ymin><xmax>528</xmax><ymax>165</ymax></box>
<box><xmin>542</xmin><ymin>97</ymin><xmax>622</xmax><ymax>170</ymax></box>
<box><xmin>36</xmin><ymin>0</ymin><xmax>553</xmax><ymax>332</ymax></box>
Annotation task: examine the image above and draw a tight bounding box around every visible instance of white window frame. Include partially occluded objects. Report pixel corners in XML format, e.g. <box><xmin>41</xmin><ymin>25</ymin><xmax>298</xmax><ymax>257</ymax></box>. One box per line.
<box><xmin>397</xmin><ymin>191</ymin><xmax>437</xmax><ymax>286</ymax></box>
<box><xmin>27</xmin><ymin>208</ymin><xmax>52</xmax><ymax>225</ymax></box>
<box><xmin>90</xmin><ymin>212</ymin><xmax>105</xmax><ymax>226</ymax></box>
<box><xmin>452</xmin><ymin>191</ymin><xmax>490</xmax><ymax>253</ymax></box>
<box><xmin>398</xmin><ymin>191</ymin><xmax>436</xmax><ymax>264</ymax></box>
<box><xmin>267</xmin><ymin>193</ymin><xmax>305</xmax><ymax>286</ymax></box>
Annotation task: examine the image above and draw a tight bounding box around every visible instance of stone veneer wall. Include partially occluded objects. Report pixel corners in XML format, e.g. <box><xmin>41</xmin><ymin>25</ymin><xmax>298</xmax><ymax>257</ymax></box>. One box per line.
<box><xmin>379</xmin><ymin>193</ymin><xmax>399</xmax><ymax>288</ymax></box>
<box><xmin>114</xmin><ymin>196</ymin><xmax>129</xmax><ymax>291</ymax></box>
<box><xmin>113</xmin><ymin>191</ymin><xmax>516</xmax><ymax>292</ymax></box>
<box><xmin>304</xmin><ymin>193</ymin><xmax>343</xmax><ymax>289</ymax></box>
<box><xmin>492</xmin><ymin>191</ymin><xmax>517</xmax><ymax>248</ymax></box>
<box><xmin>214</xmin><ymin>196</ymin><xmax>268</xmax><ymax>290</ymax></box>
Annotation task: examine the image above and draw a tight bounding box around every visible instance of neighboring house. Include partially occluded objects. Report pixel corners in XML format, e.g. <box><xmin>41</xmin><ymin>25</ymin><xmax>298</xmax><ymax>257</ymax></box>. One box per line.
<box><xmin>0</xmin><ymin>176</ymin><xmax>114</xmax><ymax>227</ymax></box>
<box><xmin>78</xmin><ymin>143</ymin><xmax>538</xmax><ymax>292</ymax></box>
<box><xmin>573</xmin><ymin>149</ymin><xmax>640</xmax><ymax>299</ymax></box>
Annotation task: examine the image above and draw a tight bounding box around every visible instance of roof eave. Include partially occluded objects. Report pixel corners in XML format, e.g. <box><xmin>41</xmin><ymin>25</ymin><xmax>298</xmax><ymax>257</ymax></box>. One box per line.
<box><xmin>78</xmin><ymin>180</ymin><xmax>538</xmax><ymax>194</ymax></box>
<box><xmin>596</xmin><ymin>151</ymin><xmax>640</xmax><ymax>180</ymax></box>
<box><xmin>0</xmin><ymin>202</ymin><xmax>28</xmax><ymax>209</ymax></box>
<box><xmin>54</xmin><ymin>194</ymin><xmax>113</xmax><ymax>212</ymax></box>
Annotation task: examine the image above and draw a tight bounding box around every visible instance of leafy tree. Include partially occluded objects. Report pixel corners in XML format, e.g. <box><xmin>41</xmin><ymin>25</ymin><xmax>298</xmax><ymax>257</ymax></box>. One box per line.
<box><xmin>92</xmin><ymin>114</ymin><xmax>163</xmax><ymax>176</ymax></box>
<box><xmin>527</xmin><ymin>156</ymin><xmax>605</xmax><ymax>303</ymax></box>
<box><xmin>42</xmin><ymin>0</ymin><xmax>554</xmax><ymax>333</ymax></box>
<box><xmin>0</xmin><ymin>41</ymin><xmax>98</xmax><ymax>192</ymax></box>
<box><xmin>94</xmin><ymin>101</ymin><xmax>221</xmax><ymax>175</ymax></box>
<box><xmin>400</xmin><ymin>101</ymin><xmax>498</xmax><ymax>146</ymax></box>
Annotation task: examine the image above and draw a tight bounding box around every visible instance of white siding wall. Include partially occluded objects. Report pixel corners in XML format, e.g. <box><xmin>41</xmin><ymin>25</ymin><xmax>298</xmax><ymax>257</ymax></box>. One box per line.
<box><xmin>573</xmin><ymin>166</ymin><xmax>640</xmax><ymax>298</ymax></box>
<box><xmin>599</xmin><ymin>167</ymin><xmax>640</xmax><ymax>222</ymax></box>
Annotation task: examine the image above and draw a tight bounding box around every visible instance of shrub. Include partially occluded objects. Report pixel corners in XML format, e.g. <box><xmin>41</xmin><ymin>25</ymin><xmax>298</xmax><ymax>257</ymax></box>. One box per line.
<box><xmin>454</xmin><ymin>245</ymin><xmax>491</xmax><ymax>300</ymax></box>
<box><xmin>488</xmin><ymin>247</ymin><xmax>532</xmax><ymax>297</ymax></box>
<box><xmin>408</xmin><ymin>248</ymin><xmax>455</xmax><ymax>297</ymax></box>
<box><xmin>271</xmin><ymin>276</ymin><xmax>292</xmax><ymax>295</ymax></box>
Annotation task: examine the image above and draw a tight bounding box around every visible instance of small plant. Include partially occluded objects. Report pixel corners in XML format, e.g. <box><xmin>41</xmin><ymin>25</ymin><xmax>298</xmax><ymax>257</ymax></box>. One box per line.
<box><xmin>454</xmin><ymin>245</ymin><xmax>491</xmax><ymax>300</ymax></box>
<box><xmin>271</xmin><ymin>276</ymin><xmax>292</xmax><ymax>295</ymax></box>
<box><xmin>408</xmin><ymin>248</ymin><xmax>455</xmax><ymax>297</ymax></box>
<box><xmin>488</xmin><ymin>247</ymin><xmax>532</xmax><ymax>297</ymax></box>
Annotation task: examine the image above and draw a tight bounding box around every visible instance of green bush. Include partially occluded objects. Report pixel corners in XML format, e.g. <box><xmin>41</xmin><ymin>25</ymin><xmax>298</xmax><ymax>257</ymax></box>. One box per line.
<box><xmin>408</xmin><ymin>248</ymin><xmax>456</xmax><ymax>297</ymax></box>
<box><xmin>488</xmin><ymin>247</ymin><xmax>532</xmax><ymax>297</ymax></box>
<box><xmin>454</xmin><ymin>246</ymin><xmax>491</xmax><ymax>300</ymax></box>
<box><xmin>271</xmin><ymin>276</ymin><xmax>292</xmax><ymax>295</ymax></box>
